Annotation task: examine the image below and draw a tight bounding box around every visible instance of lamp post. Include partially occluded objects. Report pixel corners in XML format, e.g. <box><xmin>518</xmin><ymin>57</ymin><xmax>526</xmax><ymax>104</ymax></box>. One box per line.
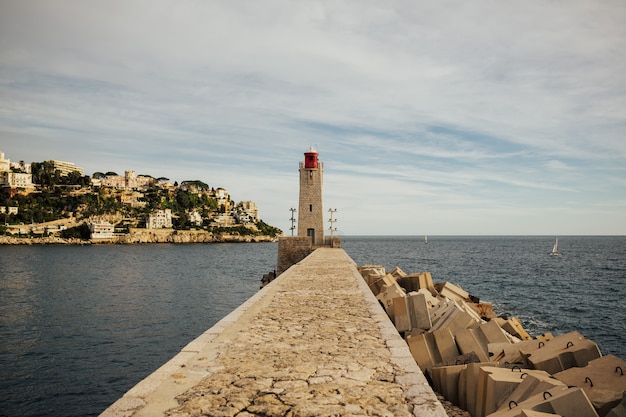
<box><xmin>289</xmin><ymin>208</ymin><xmax>297</xmax><ymax>236</ymax></box>
<box><xmin>328</xmin><ymin>208</ymin><xmax>337</xmax><ymax>239</ymax></box>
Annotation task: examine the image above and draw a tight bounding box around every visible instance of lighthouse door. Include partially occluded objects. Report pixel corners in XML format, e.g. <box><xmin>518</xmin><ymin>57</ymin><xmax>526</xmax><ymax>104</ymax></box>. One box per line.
<box><xmin>307</xmin><ymin>228</ymin><xmax>315</xmax><ymax>244</ymax></box>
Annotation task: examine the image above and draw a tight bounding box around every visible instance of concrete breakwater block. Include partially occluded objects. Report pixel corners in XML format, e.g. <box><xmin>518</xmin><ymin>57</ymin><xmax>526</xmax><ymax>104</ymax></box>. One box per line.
<box><xmin>456</xmin><ymin>320</ymin><xmax>512</xmax><ymax>363</ymax></box>
<box><xmin>407</xmin><ymin>328</ymin><xmax>462</xmax><ymax>374</ymax></box>
<box><xmin>486</xmin><ymin>386</ymin><xmax>600</xmax><ymax>417</ymax></box>
<box><xmin>431</xmin><ymin>363</ymin><xmax>467</xmax><ymax>406</ymax></box>
<box><xmin>494</xmin><ymin>373</ymin><xmax>566</xmax><ymax>413</ymax></box>
<box><xmin>408</xmin><ymin>291</ymin><xmax>433</xmax><ymax>330</ymax></box>
<box><xmin>460</xmin><ymin>362</ymin><xmax>497</xmax><ymax>417</ymax></box>
<box><xmin>438</xmin><ymin>281</ymin><xmax>471</xmax><ymax>303</ymax></box>
<box><xmin>393</xmin><ymin>296</ymin><xmax>412</xmax><ymax>332</ymax></box>
<box><xmin>430</xmin><ymin>302</ymin><xmax>479</xmax><ymax>335</ymax></box>
<box><xmin>488</xmin><ymin>334</ymin><xmax>554</xmax><ymax>365</ymax></box>
<box><xmin>389</xmin><ymin>265</ymin><xmax>408</xmax><ymax>279</ymax></box>
<box><xmin>392</xmin><ymin>291</ymin><xmax>433</xmax><ymax>332</ymax></box>
<box><xmin>553</xmin><ymin>354</ymin><xmax>626</xmax><ymax>417</ymax></box>
<box><xmin>606</xmin><ymin>392</ymin><xmax>626</xmax><ymax>417</ymax></box>
<box><xmin>497</xmin><ymin>317</ymin><xmax>532</xmax><ymax>341</ymax></box>
<box><xmin>357</xmin><ymin>264</ymin><xmax>388</xmax><ymax>293</ymax></box>
<box><xmin>376</xmin><ymin>280</ymin><xmax>406</xmax><ymax>320</ymax></box>
<box><xmin>520</xmin><ymin>331</ymin><xmax>602</xmax><ymax>374</ymax></box>
<box><xmin>475</xmin><ymin>367</ymin><xmax>553</xmax><ymax>417</ymax></box>
<box><xmin>397</xmin><ymin>271</ymin><xmax>437</xmax><ymax>296</ymax></box>
<box><xmin>451</xmin><ymin>364</ymin><xmax>553</xmax><ymax>417</ymax></box>
<box><xmin>358</xmin><ymin>264</ymin><xmax>609</xmax><ymax>417</ymax></box>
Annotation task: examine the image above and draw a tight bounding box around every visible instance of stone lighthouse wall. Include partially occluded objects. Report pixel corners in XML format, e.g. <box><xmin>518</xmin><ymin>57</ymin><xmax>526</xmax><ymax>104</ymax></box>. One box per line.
<box><xmin>297</xmin><ymin>161</ymin><xmax>325</xmax><ymax>245</ymax></box>
<box><xmin>276</xmin><ymin>236</ymin><xmax>314</xmax><ymax>276</ymax></box>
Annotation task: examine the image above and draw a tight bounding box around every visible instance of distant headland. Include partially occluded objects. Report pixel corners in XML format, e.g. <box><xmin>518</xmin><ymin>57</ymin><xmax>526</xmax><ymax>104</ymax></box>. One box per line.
<box><xmin>0</xmin><ymin>150</ymin><xmax>282</xmax><ymax>244</ymax></box>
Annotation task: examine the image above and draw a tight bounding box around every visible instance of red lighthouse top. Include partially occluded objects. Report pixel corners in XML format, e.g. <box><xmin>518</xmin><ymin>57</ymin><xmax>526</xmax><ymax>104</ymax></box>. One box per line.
<box><xmin>303</xmin><ymin>146</ymin><xmax>318</xmax><ymax>169</ymax></box>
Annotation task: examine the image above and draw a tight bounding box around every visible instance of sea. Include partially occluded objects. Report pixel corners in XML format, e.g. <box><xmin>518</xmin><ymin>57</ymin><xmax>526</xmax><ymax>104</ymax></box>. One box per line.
<box><xmin>0</xmin><ymin>236</ymin><xmax>624</xmax><ymax>417</ymax></box>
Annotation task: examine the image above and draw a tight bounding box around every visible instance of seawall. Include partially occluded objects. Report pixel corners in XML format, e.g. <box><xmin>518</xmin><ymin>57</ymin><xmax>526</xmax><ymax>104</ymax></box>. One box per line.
<box><xmin>101</xmin><ymin>248</ymin><xmax>446</xmax><ymax>416</ymax></box>
<box><xmin>0</xmin><ymin>229</ymin><xmax>277</xmax><ymax>245</ymax></box>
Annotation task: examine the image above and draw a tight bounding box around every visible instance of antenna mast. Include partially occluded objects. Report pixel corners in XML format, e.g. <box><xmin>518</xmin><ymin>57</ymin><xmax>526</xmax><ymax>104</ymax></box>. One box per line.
<box><xmin>289</xmin><ymin>208</ymin><xmax>297</xmax><ymax>236</ymax></box>
<box><xmin>328</xmin><ymin>208</ymin><xmax>337</xmax><ymax>239</ymax></box>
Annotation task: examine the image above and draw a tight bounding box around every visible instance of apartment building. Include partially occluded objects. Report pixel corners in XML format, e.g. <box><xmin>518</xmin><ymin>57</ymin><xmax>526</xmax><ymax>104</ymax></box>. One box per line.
<box><xmin>0</xmin><ymin>150</ymin><xmax>36</xmax><ymax>195</ymax></box>
<box><xmin>239</xmin><ymin>201</ymin><xmax>259</xmax><ymax>221</ymax></box>
<box><xmin>0</xmin><ymin>171</ymin><xmax>36</xmax><ymax>196</ymax></box>
<box><xmin>89</xmin><ymin>221</ymin><xmax>115</xmax><ymax>239</ymax></box>
<box><xmin>51</xmin><ymin>160</ymin><xmax>84</xmax><ymax>176</ymax></box>
<box><xmin>147</xmin><ymin>209</ymin><xmax>173</xmax><ymax>229</ymax></box>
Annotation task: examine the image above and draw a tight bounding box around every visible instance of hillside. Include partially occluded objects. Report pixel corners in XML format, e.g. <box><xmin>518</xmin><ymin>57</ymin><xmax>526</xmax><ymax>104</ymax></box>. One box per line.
<box><xmin>1</xmin><ymin>164</ymin><xmax>282</xmax><ymax>240</ymax></box>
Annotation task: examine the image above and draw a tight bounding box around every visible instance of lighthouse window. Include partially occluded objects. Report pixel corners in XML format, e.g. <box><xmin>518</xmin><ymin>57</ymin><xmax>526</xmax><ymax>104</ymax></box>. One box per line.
<box><xmin>309</xmin><ymin>204</ymin><xmax>312</xmax><ymax>212</ymax></box>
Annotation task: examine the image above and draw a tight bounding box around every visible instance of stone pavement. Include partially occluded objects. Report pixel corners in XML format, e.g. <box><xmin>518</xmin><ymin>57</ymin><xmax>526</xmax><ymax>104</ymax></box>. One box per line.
<box><xmin>102</xmin><ymin>248</ymin><xmax>446</xmax><ymax>417</ymax></box>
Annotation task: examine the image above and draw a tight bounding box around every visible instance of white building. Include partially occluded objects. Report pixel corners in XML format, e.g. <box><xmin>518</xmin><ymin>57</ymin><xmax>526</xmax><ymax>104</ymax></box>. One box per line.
<box><xmin>238</xmin><ymin>201</ymin><xmax>259</xmax><ymax>222</ymax></box>
<box><xmin>0</xmin><ymin>151</ymin><xmax>35</xmax><ymax>195</ymax></box>
<box><xmin>147</xmin><ymin>209</ymin><xmax>172</xmax><ymax>229</ymax></box>
<box><xmin>89</xmin><ymin>221</ymin><xmax>114</xmax><ymax>239</ymax></box>
<box><xmin>212</xmin><ymin>212</ymin><xmax>233</xmax><ymax>226</ymax></box>
<box><xmin>0</xmin><ymin>151</ymin><xmax>11</xmax><ymax>172</ymax></box>
<box><xmin>50</xmin><ymin>160</ymin><xmax>84</xmax><ymax>176</ymax></box>
<box><xmin>188</xmin><ymin>211</ymin><xmax>203</xmax><ymax>226</ymax></box>
<box><xmin>0</xmin><ymin>171</ymin><xmax>36</xmax><ymax>194</ymax></box>
<box><xmin>0</xmin><ymin>151</ymin><xmax>31</xmax><ymax>174</ymax></box>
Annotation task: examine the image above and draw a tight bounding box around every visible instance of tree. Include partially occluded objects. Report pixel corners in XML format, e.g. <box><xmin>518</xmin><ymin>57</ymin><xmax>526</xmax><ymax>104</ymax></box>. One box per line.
<box><xmin>61</xmin><ymin>171</ymin><xmax>83</xmax><ymax>185</ymax></box>
<box><xmin>256</xmin><ymin>220</ymin><xmax>282</xmax><ymax>237</ymax></box>
<box><xmin>181</xmin><ymin>180</ymin><xmax>209</xmax><ymax>191</ymax></box>
<box><xmin>61</xmin><ymin>223</ymin><xmax>91</xmax><ymax>239</ymax></box>
<box><xmin>175</xmin><ymin>190</ymin><xmax>193</xmax><ymax>210</ymax></box>
<box><xmin>31</xmin><ymin>161</ymin><xmax>60</xmax><ymax>188</ymax></box>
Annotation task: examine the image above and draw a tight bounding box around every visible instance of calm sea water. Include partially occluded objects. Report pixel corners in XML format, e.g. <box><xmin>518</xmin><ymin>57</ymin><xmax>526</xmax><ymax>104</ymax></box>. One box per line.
<box><xmin>0</xmin><ymin>236</ymin><xmax>624</xmax><ymax>416</ymax></box>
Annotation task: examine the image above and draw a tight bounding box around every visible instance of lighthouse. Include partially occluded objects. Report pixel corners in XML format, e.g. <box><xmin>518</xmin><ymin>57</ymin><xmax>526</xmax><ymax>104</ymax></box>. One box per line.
<box><xmin>298</xmin><ymin>146</ymin><xmax>324</xmax><ymax>245</ymax></box>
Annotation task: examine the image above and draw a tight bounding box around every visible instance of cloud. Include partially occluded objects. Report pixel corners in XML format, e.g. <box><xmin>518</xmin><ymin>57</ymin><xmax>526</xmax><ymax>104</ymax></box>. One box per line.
<box><xmin>1</xmin><ymin>1</ymin><xmax>625</xmax><ymax>234</ymax></box>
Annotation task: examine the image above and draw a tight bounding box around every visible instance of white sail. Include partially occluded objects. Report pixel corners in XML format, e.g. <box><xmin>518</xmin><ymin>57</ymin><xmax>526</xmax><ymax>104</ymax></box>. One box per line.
<box><xmin>550</xmin><ymin>237</ymin><xmax>561</xmax><ymax>256</ymax></box>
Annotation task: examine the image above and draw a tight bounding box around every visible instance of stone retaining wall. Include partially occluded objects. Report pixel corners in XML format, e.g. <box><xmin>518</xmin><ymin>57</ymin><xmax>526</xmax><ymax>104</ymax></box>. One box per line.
<box><xmin>0</xmin><ymin>229</ymin><xmax>277</xmax><ymax>245</ymax></box>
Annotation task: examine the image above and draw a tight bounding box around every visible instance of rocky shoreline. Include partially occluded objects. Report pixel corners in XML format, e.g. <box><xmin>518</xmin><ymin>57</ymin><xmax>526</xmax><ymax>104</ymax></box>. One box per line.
<box><xmin>0</xmin><ymin>229</ymin><xmax>278</xmax><ymax>245</ymax></box>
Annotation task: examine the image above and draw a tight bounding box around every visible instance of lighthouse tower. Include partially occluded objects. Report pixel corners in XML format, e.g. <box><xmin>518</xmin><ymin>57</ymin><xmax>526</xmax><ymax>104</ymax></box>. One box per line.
<box><xmin>298</xmin><ymin>146</ymin><xmax>324</xmax><ymax>245</ymax></box>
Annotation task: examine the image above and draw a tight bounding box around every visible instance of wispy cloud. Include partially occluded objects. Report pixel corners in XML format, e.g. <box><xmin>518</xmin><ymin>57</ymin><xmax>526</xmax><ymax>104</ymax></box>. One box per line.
<box><xmin>1</xmin><ymin>0</ymin><xmax>625</xmax><ymax>234</ymax></box>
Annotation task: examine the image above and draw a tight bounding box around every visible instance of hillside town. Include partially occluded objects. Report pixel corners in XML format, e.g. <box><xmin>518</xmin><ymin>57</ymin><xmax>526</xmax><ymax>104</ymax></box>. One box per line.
<box><xmin>0</xmin><ymin>150</ymin><xmax>281</xmax><ymax>243</ymax></box>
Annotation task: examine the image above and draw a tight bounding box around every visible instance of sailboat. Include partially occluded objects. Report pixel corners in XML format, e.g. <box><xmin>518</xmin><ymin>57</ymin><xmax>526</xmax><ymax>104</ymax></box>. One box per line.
<box><xmin>424</xmin><ymin>235</ymin><xmax>428</xmax><ymax>244</ymax></box>
<box><xmin>549</xmin><ymin>237</ymin><xmax>561</xmax><ymax>256</ymax></box>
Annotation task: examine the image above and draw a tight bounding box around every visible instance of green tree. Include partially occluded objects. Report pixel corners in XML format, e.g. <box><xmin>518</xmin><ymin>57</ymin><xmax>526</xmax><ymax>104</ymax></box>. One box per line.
<box><xmin>31</xmin><ymin>161</ymin><xmax>60</xmax><ymax>188</ymax></box>
<box><xmin>256</xmin><ymin>220</ymin><xmax>282</xmax><ymax>237</ymax></box>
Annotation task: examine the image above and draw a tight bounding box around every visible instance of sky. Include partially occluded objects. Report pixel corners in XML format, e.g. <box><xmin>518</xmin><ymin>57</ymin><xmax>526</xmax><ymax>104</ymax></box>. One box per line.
<box><xmin>1</xmin><ymin>1</ymin><xmax>625</xmax><ymax>236</ymax></box>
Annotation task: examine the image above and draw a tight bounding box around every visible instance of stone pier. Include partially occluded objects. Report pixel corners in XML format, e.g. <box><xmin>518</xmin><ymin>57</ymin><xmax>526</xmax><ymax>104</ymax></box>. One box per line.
<box><xmin>101</xmin><ymin>248</ymin><xmax>446</xmax><ymax>416</ymax></box>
